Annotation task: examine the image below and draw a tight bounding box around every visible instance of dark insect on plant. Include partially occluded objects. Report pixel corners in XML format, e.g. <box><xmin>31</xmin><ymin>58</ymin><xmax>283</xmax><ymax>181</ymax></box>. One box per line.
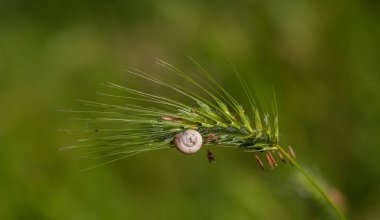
<box><xmin>62</xmin><ymin>58</ymin><xmax>346</xmax><ymax>220</ymax></box>
<box><xmin>207</xmin><ymin>150</ymin><xmax>216</xmax><ymax>163</ymax></box>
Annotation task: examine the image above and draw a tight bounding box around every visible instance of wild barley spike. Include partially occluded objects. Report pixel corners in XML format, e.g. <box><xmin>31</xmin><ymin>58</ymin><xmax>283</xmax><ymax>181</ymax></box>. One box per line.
<box><xmin>63</xmin><ymin>59</ymin><xmax>347</xmax><ymax>220</ymax></box>
<box><xmin>66</xmin><ymin>59</ymin><xmax>283</xmax><ymax>168</ymax></box>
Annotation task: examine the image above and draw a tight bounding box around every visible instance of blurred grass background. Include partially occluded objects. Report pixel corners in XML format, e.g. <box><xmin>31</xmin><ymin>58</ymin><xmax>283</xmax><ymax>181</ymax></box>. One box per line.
<box><xmin>0</xmin><ymin>0</ymin><xmax>379</xmax><ymax>219</ymax></box>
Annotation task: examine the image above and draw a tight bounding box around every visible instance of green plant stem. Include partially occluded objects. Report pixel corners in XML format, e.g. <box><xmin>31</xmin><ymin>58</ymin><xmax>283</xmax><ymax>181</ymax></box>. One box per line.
<box><xmin>277</xmin><ymin>146</ymin><xmax>347</xmax><ymax>220</ymax></box>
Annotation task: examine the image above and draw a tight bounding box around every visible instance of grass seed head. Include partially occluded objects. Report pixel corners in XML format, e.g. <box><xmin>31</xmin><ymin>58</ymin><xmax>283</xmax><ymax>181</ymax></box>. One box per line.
<box><xmin>65</xmin><ymin>59</ymin><xmax>282</xmax><ymax>169</ymax></box>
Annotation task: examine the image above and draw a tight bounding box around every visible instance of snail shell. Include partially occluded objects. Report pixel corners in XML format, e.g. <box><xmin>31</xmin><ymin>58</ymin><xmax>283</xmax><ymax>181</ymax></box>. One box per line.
<box><xmin>174</xmin><ymin>129</ymin><xmax>203</xmax><ymax>154</ymax></box>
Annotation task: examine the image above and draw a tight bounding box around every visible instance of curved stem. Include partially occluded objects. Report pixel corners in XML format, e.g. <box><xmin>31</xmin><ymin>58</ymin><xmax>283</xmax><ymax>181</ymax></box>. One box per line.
<box><xmin>277</xmin><ymin>146</ymin><xmax>347</xmax><ymax>220</ymax></box>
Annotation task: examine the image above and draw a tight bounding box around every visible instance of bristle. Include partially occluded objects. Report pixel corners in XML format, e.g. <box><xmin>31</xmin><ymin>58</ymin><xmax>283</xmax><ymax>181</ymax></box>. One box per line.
<box><xmin>265</xmin><ymin>153</ymin><xmax>274</xmax><ymax>169</ymax></box>
<box><xmin>255</xmin><ymin>155</ymin><xmax>265</xmax><ymax>170</ymax></box>
<box><xmin>204</xmin><ymin>133</ymin><xmax>221</xmax><ymax>144</ymax></box>
<box><xmin>277</xmin><ymin>152</ymin><xmax>286</xmax><ymax>163</ymax></box>
<box><xmin>162</xmin><ymin>115</ymin><xmax>181</xmax><ymax>121</ymax></box>
<box><xmin>288</xmin><ymin>146</ymin><xmax>296</xmax><ymax>159</ymax></box>
<box><xmin>268</xmin><ymin>151</ymin><xmax>278</xmax><ymax>167</ymax></box>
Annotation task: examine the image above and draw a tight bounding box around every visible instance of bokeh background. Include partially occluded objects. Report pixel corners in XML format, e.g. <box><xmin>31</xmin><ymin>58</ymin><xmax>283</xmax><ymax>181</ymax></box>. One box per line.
<box><xmin>1</xmin><ymin>0</ymin><xmax>379</xmax><ymax>219</ymax></box>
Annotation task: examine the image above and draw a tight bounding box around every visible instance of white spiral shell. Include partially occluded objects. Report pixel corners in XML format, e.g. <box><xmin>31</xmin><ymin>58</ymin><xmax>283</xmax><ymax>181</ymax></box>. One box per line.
<box><xmin>174</xmin><ymin>129</ymin><xmax>203</xmax><ymax>154</ymax></box>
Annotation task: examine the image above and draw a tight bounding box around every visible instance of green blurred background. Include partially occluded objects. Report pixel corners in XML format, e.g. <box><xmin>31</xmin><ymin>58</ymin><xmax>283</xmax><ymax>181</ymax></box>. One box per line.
<box><xmin>1</xmin><ymin>0</ymin><xmax>379</xmax><ymax>219</ymax></box>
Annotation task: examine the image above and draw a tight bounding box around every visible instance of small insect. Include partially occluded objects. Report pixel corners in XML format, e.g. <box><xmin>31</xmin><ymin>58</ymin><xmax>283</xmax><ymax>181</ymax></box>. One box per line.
<box><xmin>207</xmin><ymin>150</ymin><xmax>216</xmax><ymax>163</ymax></box>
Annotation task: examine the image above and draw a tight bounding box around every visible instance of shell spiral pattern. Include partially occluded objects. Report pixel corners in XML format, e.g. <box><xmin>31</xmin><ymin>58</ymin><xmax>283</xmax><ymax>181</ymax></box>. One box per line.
<box><xmin>174</xmin><ymin>130</ymin><xmax>203</xmax><ymax>154</ymax></box>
